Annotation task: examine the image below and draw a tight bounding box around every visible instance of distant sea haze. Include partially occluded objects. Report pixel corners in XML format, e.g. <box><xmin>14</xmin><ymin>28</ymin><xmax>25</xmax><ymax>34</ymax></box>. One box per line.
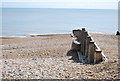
<box><xmin>1</xmin><ymin>8</ymin><xmax>118</xmax><ymax>37</ymax></box>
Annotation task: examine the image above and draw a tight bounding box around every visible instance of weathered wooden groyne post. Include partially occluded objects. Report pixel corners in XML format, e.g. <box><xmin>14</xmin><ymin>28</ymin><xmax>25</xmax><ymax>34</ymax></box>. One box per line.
<box><xmin>71</xmin><ymin>28</ymin><xmax>106</xmax><ymax>64</ymax></box>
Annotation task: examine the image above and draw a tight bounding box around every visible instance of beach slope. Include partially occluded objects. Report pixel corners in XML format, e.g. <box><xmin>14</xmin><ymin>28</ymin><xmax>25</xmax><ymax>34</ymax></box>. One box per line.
<box><xmin>1</xmin><ymin>33</ymin><xmax>119</xmax><ymax>79</ymax></box>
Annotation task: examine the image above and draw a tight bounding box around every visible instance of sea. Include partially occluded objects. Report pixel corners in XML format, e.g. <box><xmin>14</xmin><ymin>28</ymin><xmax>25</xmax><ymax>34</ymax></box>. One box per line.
<box><xmin>1</xmin><ymin>8</ymin><xmax>118</xmax><ymax>37</ymax></box>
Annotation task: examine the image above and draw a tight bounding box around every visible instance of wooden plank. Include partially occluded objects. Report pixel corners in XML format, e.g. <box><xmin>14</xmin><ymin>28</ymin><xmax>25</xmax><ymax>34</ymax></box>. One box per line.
<box><xmin>85</xmin><ymin>36</ymin><xmax>91</xmax><ymax>57</ymax></box>
<box><xmin>71</xmin><ymin>41</ymin><xmax>81</xmax><ymax>51</ymax></box>
<box><xmin>94</xmin><ymin>50</ymin><xmax>102</xmax><ymax>63</ymax></box>
<box><xmin>77</xmin><ymin>51</ymin><xmax>86</xmax><ymax>64</ymax></box>
<box><xmin>73</xmin><ymin>29</ymin><xmax>82</xmax><ymax>38</ymax></box>
<box><xmin>80</xmin><ymin>31</ymin><xmax>85</xmax><ymax>55</ymax></box>
<box><xmin>87</xmin><ymin>41</ymin><xmax>95</xmax><ymax>63</ymax></box>
<box><xmin>83</xmin><ymin>31</ymin><xmax>88</xmax><ymax>55</ymax></box>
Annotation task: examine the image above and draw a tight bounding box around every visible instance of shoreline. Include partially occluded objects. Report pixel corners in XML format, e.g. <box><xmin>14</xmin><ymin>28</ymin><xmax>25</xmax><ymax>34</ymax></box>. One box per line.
<box><xmin>0</xmin><ymin>32</ymin><xmax>116</xmax><ymax>39</ymax></box>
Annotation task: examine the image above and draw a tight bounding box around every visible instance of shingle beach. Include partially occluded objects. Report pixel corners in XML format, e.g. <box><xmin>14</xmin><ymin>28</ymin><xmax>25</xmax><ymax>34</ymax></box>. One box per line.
<box><xmin>0</xmin><ymin>33</ymin><xmax>119</xmax><ymax>79</ymax></box>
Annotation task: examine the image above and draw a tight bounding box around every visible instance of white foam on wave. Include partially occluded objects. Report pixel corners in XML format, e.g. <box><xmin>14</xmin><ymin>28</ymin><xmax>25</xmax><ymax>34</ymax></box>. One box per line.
<box><xmin>27</xmin><ymin>32</ymin><xmax>71</xmax><ymax>37</ymax></box>
<box><xmin>89</xmin><ymin>31</ymin><xmax>115</xmax><ymax>35</ymax></box>
<box><xmin>0</xmin><ymin>35</ymin><xmax>27</xmax><ymax>38</ymax></box>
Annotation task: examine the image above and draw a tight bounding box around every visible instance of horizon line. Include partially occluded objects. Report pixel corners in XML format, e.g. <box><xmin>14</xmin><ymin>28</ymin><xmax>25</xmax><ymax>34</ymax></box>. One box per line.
<box><xmin>1</xmin><ymin>7</ymin><xmax>118</xmax><ymax>10</ymax></box>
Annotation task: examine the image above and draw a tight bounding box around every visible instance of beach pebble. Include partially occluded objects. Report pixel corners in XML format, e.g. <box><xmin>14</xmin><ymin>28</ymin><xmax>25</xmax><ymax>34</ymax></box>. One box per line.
<box><xmin>10</xmin><ymin>51</ymin><xmax>12</xmax><ymax>53</ymax></box>
<box><xmin>2</xmin><ymin>33</ymin><xmax>118</xmax><ymax>79</ymax></box>
<box><xmin>32</xmin><ymin>58</ymin><xmax>37</xmax><ymax>60</ymax></box>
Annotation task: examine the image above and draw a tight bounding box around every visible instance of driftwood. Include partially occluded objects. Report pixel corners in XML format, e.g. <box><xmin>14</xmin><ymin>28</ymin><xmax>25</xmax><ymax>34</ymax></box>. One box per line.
<box><xmin>71</xmin><ymin>28</ymin><xmax>107</xmax><ymax>64</ymax></box>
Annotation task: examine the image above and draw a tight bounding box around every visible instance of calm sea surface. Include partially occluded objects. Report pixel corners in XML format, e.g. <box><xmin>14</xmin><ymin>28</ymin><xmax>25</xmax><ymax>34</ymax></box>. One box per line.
<box><xmin>1</xmin><ymin>8</ymin><xmax>118</xmax><ymax>37</ymax></box>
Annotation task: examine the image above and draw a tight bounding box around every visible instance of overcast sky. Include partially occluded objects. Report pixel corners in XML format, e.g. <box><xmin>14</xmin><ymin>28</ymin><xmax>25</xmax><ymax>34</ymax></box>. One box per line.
<box><xmin>1</xmin><ymin>0</ymin><xmax>119</xmax><ymax>9</ymax></box>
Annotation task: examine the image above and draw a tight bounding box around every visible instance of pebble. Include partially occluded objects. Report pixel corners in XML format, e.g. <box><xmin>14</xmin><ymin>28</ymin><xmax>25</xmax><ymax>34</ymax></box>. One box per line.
<box><xmin>32</xmin><ymin>58</ymin><xmax>37</xmax><ymax>60</ymax></box>
<box><xmin>2</xmin><ymin>57</ymin><xmax>118</xmax><ymax>79</ymax></box>
<box><xmin>86</xmin><ymin>71</ymin><xmax>92</xmax><ymax>73</ymax></box>
<box><xmin>59</xmin><ymin>73</ymin><xmax>62</xmax><ymax>75</ymax></box>
<box><xmin>13</xmin><ymin>47</ymin><xmax>18</xmax><ymax>49</ymax></box>
<box><xmin>10</xmin><ymin>51</ymin><xmax>12</xmax><ymax>53</ymax></box>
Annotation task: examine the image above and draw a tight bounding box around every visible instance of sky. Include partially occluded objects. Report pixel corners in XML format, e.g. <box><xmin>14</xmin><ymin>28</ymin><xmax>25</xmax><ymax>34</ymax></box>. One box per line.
<box><xmin>1</xmin><ymin>0</ymin><xmax>120</xmax><ymax>9</ymax></box>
